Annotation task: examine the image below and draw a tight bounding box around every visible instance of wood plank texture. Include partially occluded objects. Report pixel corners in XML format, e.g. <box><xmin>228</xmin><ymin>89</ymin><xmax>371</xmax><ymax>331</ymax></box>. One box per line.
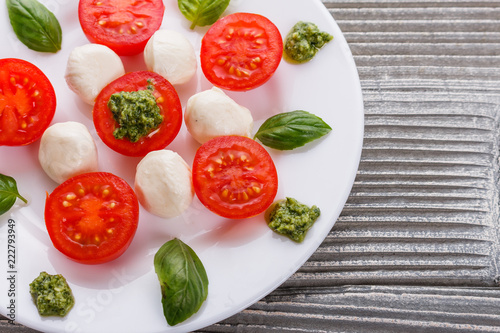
<box><xmin>200</xmin><ymin>286</ymin><xmax>500</xmax><ymax>332</ymax></box>
<box><xmin>4</xmin><ymin>0</ymin><xmax>500</xmax><ymax>332</ymax></box>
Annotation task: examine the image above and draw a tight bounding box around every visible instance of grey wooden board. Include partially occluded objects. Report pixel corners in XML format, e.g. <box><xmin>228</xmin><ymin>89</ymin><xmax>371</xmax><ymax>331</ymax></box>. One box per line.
<box><xmin>3</xmin><ymin>0</ymin><xmax>500</xmax><ymax>332</ymax></box>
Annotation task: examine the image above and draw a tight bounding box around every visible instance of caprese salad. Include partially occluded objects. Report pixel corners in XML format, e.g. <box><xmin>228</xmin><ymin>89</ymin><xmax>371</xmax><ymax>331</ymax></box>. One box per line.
<box><xmin>1</xmin><ymin>0</ymin><xmax>334</xmax><ymax>327</ymax></box>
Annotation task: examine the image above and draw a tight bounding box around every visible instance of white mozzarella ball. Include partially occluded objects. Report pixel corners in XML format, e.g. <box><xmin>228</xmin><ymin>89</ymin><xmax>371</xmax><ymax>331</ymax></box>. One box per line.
<box><xmin>39</xmin><ymin>122</ymin><xmax>99</xmax><ymax>184</ymax></box>
<box><xmin>185</xmin><ymin>87</ymin><xmax>254</xmax><ymax>144</ymax></box>
<box><xmin>65</xmin><ymin>44</ymin><xmax>125</xmax><ymax>105</ymax></box>
<box><xmin>144</xmin><ymin>29</ymin><xmax>197</xmax><ymax>85</ymax></box>
<box><xmin>135</xmin><ymin>150</ymin><xmax>194</xmax><ymax>219</ymax></box>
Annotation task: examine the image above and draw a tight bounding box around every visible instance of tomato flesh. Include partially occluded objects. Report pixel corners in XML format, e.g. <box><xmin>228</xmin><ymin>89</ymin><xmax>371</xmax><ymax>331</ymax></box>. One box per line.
<box><xmin>192</xmin><ymin>136</ymin><xmax>278</xmax><ymax>219</ymax></box>
<box><xmin>78</xmin><ymin>0</ymin><xmax>165</xmax><ymax>56</ymax></box>
<box><xmin>200</xmin><ymin>12</ymin><xmax>283</xmax><ymax>91</ymax></box>
<box><xmin>0</xmin><ymin>58</ymin><xmax>56</xmax><ymax>146</ymax></box>
<box><xmin>93</xmin><ymin>71</ymin><xmax>182</xmax><ymax>157</ymax></box>
<box><xmin>45</xmin><ymin>172</ymin><xmax>139</xmax><ymax>265</ymax></box>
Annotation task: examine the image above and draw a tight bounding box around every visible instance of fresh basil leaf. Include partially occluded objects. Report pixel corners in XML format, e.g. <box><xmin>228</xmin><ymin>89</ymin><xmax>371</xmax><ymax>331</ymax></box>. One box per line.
<box><xmin>0</xmin><ymin>174</ymin><xmax>27</xmax><ymax>216</ymax></box>
<box><xmin>254</xmin><ymin>110</ymin><xmax>332</xmax><ymax>150</ymax></box>
<box><xmin>178</xmin><ymin>0</ymin><xmax>230</xmax><ymax>29</ymax></box>
<box><xmin>154</xmin><ymin>238</ymin><xmax>209</xmax><ymax>326</ymax></box>
<box><xmin>7</xmin><ymin>0</ymin><xmax>62</xmax><ymax>53</ymax></box>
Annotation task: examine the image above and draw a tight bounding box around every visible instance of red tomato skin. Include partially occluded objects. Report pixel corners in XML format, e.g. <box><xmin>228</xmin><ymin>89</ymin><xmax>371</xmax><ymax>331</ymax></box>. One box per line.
<box><xmin>0</xmin><ymin>58</ymin><xmax>56</xmax><ymax>146</ymax></box>
<box><xmin>78</xmin><ymin>0</ymin><xmax>165</xmax><ymax>56</ymax></box>
<box><xmin>200</xmin><ymin>12</ymin><xmax>283</xmax><ymax>91</ymax></box>
<box><xmin>45</xmin><ymin>172</ymin><xmax>139</xmax><ymax>265</ymax></box>
<box><xmin>192</xmin><ymin>135</ymin><xmax>278</xmax><ymax>219</ymax></box>
<box><xmin>93</xmin><ymin>71</ymin><xmax>182</xmax><ymax>157</ymax></box>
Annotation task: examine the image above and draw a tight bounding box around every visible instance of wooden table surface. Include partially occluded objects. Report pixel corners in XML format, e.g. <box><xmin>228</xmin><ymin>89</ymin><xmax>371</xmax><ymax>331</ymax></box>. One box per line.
<box><xmin>3</xmin><ymin>0</ymin><xmax>500</xmax><ymax>332</ymax></box>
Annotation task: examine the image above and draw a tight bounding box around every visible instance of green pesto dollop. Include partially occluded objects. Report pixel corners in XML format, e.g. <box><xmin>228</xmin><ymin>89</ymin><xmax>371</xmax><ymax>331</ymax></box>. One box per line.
<box><xmin>267</xmin><ymin>197</ymin><xmax>321</xmax><ymax>243</ymax></box>
<box><xmin>283</xmin><ymin>21</ymin><xmax>333</xmax><ymax>63</ymax></box>
<box><xmin>29</xmin><ymin>271</ymin><xmax>75</xmax><ymax>317</ymax></box>
<box><xmin>108</xmin><ymin>88</ymin><xmax>163</xmax><ymax>143</ymax></box>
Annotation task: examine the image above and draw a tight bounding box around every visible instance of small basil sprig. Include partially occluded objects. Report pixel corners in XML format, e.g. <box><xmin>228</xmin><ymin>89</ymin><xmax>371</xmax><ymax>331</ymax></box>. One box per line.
<box><xmin>154</xmin><ymin>238</ymin><xmax>209</xmax><ymax>326</ymax></box>
<box><xmin>178</xmin><ymin>0</ymin><xmax>230</xmax><ymax>29</ymax></box>
<box><xmin>254</xmin><ymin>110</ymin><xmax>332</xmax><ymax>150</ymax></box>
<box><xmin>7</xmin><ymin>0</ymin><xmax>62</xmax><ymax>53</ymax></box>
<box><xmin>0</xmin><ymin>174</ymin><xmax>27</xmax><ymax>216</ymax></box>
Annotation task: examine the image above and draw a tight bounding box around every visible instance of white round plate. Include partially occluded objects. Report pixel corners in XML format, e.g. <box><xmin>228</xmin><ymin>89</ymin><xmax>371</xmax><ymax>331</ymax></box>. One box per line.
<box><xmin>0</xmin><ymin>0</ymin><xmax>364</xmax><ymax>332</ymax></box>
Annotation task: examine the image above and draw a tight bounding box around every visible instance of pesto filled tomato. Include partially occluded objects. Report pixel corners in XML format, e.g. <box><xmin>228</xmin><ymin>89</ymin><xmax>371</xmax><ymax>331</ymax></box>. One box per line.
<box><xmin>93</xmin><ymin>71</ymin><xmax>182</xmax><ymax>157</ymax></box>
<box><xmin>45</xmin><ymin>172</ymin><xmax>139</xmax><ymax>265</ymax></box>
<box><xmin>192</xmin><ymin>136</ymin><xmax>278</xmax><ymax>219</ymax></box>
<box><xmin>78</xmin><ymin>0</ymin><xmax>165</xmax><ymax>56</ymax></box>
<box><xmin>0</xmin><ymin>58</ymin><xmax>56</xmax><ymax>146</ymax></box>
<box><xmin>200</xmin><ymin>12</ymin><xmax>283</xmax><ymax>91</ymax></box>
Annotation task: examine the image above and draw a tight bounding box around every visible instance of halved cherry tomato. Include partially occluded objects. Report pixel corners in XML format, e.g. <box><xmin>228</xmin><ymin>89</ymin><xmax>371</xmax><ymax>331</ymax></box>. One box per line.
<box><xmin>78</xmin><ymin>0</ymin><xmax>165</xmax><ymax>56</ymax></box>
<box><xmin>0</xmin><ymin>58</ymin><xmax>56</xmax><ymax>146</ymax></box>
<box><xmin>93</xmin><ymin>71</ymin><xmax>182</xmax><ymax>157</ymax></box>
<box><xmin>200</xmin><ymin>12</ymin><xmax>283</xmax><ymax>91</ymax></box>
<box><xmin>192</xmin><ymin>135</ymin><xmax>278</xmax><ymax>219</ymax></box>
<box><xmin>45</xmin><ymin>172</ymin><xmax>139</xmax><ymax>265</ymax></box>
